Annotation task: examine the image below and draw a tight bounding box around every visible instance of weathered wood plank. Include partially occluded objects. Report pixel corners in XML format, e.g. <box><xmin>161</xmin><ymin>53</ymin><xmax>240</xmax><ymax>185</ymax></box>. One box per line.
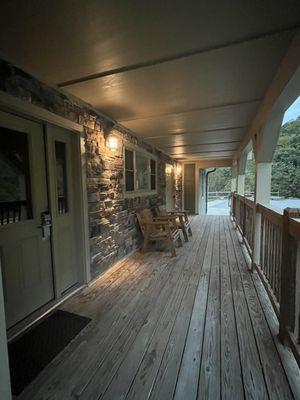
<box><xmin>123</xmin><ymin>220</ymin><xmax>214</xmax><ymax>400</ymax></box>
<box><xmin>82</xmin><ymin>219</ymin><xmax>210</xmax><ymax>400</ymax></box>
<box><xmin>228</xmin><ymin>217</ymin><xmax>294</xmax><ymax>400</ymax></box>
<box><xmin>173</xmin><ymin>219</ymin><xmax>216</xmax><ymax>400</ymax></box>
<box><xmin>251</xmin><ymin>267</ymin><xmax>300</xmax><ymax>400</ymax></box>
<box><xmin>224</xmin><ymin>217</ymin><xmax>268</xmax><ymax>400</ymax></box>
<box><xmin>219</xmin><ymin>217</ymin><xmax>244</xmax><ymax>400</ymax></box>
<box><xmin>147</xmin><ymin>220</ymin><xmax>214</xmax><ymax>400</ymax></box>
<box><xmin>15</xmin><ymin>216</ymin><xmax>298</xmax><ymax>400</ymax></box>
<box><xmin>198</xmin><ymin>216</ymin><xmax>221</xmax><ymax>399</ymax></box>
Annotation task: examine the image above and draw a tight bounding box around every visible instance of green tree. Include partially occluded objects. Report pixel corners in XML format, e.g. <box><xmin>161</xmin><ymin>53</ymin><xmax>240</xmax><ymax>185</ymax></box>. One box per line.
<box><xmin>271</xmin><ymin>117</ymin><xmax>300</xmax><ymax>198</ymax></box>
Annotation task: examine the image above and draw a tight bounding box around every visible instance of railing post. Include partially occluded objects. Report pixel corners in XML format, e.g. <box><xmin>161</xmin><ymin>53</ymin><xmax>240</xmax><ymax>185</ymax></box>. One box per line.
<box><xmin>252</xmin><ymin>205</ymin><xmax>262</xmax><ymax>271</ymax></box>
<box><xmin>294</xmin><ymin>242</ymin><xmax>300</xmax><ymax>344</ymax></box>
<box><xmin>252</xmin><ymin>162</ymin><xmax>272</xmax><ymax>272</ymax></box>
<box><xmin>243</xmin><ymin>198</ymin><xmax>246</xmax><ymax>240</ymax></box>
<box><xmin>279</xmin><ymin>208</ymin><xmax>300</xmax><ymax>343</ymax></box>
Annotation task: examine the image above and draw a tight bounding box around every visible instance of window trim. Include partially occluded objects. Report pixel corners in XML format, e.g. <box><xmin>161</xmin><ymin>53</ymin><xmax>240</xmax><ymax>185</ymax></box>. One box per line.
<box><xmin>123</xmin><ymin>144</ymin><xmax>158</xmax><ymax>198</ymax></box>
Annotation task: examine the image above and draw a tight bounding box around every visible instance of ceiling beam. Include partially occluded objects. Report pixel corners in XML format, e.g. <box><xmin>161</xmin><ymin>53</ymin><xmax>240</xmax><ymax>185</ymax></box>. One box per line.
<box><xmin>145</xmin><ymin>126</ymin><xmax>248</xmax><ymax>139</ymax></box>
<box><xmin>164</xmin><ymin>140</ymin><xmax>241</xmax><ymax>149</ymax></box>
<box><xmin>119</xmin><ymin>99</ymin><xmax>261</xmax><ymax>123</ymax></box>
<box><xmin>171</xmin><ymin>149</ymin><xmax>234</xmax><ymax>156</ymax></box>
<box><xmin>57</xmin><ymin>25</ymin><xmax>298</xmax><ymax>87</ymax></box>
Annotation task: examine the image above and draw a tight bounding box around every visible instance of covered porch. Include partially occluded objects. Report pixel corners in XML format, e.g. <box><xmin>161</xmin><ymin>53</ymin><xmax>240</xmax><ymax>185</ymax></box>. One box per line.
<box><xmin>17</xmin><ymin>215</ymin><xmax>299</xmax><ymax>400</ymax></box>
<box><xmin>0</xmin><ymin>2</ymin><xmax>299</xmax><ymax>399</ymax></box>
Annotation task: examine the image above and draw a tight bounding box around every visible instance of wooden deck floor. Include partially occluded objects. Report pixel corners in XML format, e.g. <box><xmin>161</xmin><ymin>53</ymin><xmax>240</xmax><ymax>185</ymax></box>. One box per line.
<box><xmin>18</xmin><ymin>216</ymin><xmax>300</xmax><ymax>400</ymax></box>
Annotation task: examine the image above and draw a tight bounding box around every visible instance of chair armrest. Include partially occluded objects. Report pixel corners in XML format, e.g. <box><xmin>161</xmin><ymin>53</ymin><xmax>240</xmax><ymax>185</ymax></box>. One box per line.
<box><xmin>170</xmin><ymin>209</ymin><xmax>189</xmax><ymax>214</ymax></box>
<box><xmin>143</xmin><ymin>220</ymin><xmax>171</xmax><ymax>233</ymax></box>
<box><xmin>154</xmin><ymin>215</ymin><xmax>177</xmax><ymax>220</ymax></box>
<box><xmin>144</xmin><ymin>221</ymin><xmax>165</xmax><ymax>225</ymax></box>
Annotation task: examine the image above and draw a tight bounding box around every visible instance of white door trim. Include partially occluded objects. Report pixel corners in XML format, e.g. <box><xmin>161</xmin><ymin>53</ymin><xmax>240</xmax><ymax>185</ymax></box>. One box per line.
<box><xmin>0</xmin><ymin>90</ymin><xmax>82</xmax><ymax>133</ymax></box>
<box><xmin>0</xmin><ymin>90</ymin><xmax>90</xmax><ymax>399</ymax></box>
<box><xmin>0</xmin><ymin>94</ymin><xmax>90</xmax><ymax>316</ymax></box>
<box><xmin>0</xmin><ymin>90</ymin><xmax>90</xmax><ymax>286</ymax></box>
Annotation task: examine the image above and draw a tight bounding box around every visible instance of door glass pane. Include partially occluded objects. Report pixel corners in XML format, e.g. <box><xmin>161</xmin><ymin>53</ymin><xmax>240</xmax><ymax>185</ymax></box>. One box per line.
<box><xmin>136</xmin><ymin>153</ymin><xmax>149</xmax><ymax>190</ymax></box>
<box><xmin>55</xmin><ymin>141</ymin><xmax>68</xmax><ymax>214</ymax></box>
<box><xmin>0</xmin><ymin>127</ymin><xmax>32</xmax><ymax>224</ymax></box>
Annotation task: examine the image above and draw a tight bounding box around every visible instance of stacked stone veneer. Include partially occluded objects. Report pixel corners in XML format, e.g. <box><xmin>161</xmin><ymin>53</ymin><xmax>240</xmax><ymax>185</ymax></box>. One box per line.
<box><xmin>0</xmin><ymin>59</ymin><xmax>183</xmax><ymax>278</ymax></box>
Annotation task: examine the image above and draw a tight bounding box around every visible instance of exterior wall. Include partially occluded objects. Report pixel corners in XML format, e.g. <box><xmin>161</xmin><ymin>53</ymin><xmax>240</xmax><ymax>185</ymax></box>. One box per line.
<box><xmin>0</xmin><ymin>58</ymin><xmax>183</xmax><ymax>279</ymax></box>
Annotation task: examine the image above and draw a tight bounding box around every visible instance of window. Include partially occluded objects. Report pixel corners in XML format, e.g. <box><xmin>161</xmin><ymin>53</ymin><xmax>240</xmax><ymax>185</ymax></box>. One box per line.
<box><xmin>124</xmin><ymin>147</ymin><xmax>157</xmax><ymax>195</ymax></box>
<box><xmin>150</xmin><ymin>159</ymin><xmax>156</xmax><ymax>190</ymax></box>
<box><xmin>136</xmin><ymin>153</ymin><xmax>148</xmax><ymax>190</ymax></box>
<box><xmin>125</xmin><ymin>148</ymin><xmax>134</xmax><ymax>191</ymax></box>
<box><xmin>0</xmin><ymin>127</ymin><xmax>32</xmax><ymax>224</ymax></box>
<box><xmin>55</xmin><ymin>141</ymin><xmax>68</xmax><ymax>214</ymax></box>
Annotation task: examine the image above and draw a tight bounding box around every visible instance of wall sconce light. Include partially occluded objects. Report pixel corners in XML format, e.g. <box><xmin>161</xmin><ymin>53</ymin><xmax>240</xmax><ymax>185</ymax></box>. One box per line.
<box><xmin>176</xmin><ymin>165</ymin><xmax>182</xmax><ymax>174</ymax></box>
<box><xmin>165</xmin><ymin>164</ymin><xmax>173</xmax><ymax>174</ymax></box>
<box><xmin>106</xmin><ymin>135</ymin><xmax>118</xmax><ymax>151</ymax></box>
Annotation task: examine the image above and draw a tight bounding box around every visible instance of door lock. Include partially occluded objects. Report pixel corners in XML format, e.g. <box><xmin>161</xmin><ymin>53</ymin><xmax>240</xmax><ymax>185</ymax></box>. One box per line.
<box><xmin>38</xmin><ymin>212</ymin><xmax>52</xmax><ymax>240</ymax></box>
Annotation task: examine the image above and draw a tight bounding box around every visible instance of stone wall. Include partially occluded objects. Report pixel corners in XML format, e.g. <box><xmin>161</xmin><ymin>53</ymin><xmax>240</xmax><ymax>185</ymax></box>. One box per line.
<box><xmin>0</xmin><ymin>58</ymin><xmax>183</xmax><ymax>278</ymax></box>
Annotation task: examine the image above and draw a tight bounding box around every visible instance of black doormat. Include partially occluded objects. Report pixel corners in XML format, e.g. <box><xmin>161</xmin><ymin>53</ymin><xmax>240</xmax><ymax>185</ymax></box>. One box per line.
<box><xmin>8</xmin><ymin>309</ymin><xmax>91</xmax><ymax>396</ymax></box>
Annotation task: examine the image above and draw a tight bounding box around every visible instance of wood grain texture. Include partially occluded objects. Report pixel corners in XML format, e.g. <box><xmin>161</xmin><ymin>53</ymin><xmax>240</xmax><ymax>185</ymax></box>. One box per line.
<box><xmin>228</xmin><ymin>217</ymin><xmax>294</xmax><ymax>400</ymax></box>
<box><xmin>16</xmin><ymin>215</ymin><xmax>298</xmax><ymax>400</ymax></box>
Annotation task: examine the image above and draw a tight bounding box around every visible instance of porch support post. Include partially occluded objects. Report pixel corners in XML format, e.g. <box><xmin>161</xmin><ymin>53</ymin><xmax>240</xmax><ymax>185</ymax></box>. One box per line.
<box><xmin>237</xmin><ymin>152</ymin><xmax>247</xmax><ymax>195</ymax></box>
<box><xmin>231</xmin><ymin>164</ymin><xmax>237</xmax><ymax>192</ymax></box>
<box><xmin>0</xmin><ymin>264</ymin><xmax>11</xmax><ymax>400</ymax></box>
<box><xmin>252</xmin><ymin>113</ymin><xmax>283</xmax><ymax>271</ymax></box>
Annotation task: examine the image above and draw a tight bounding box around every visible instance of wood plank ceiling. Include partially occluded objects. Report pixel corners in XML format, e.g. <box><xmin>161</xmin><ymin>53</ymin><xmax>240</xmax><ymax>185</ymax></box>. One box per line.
<box><xmin>0</xmin><ymin>1</ymin><xmax>299</xmax><ymax>161</ymax></box>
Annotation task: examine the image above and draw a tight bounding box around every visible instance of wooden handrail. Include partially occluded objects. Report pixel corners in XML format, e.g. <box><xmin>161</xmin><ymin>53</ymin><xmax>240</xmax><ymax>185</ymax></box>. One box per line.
<box><xmin>231</xmin><ymin>195</ymin><xmax>300</xmax><ymax>363</ymax></box>
<box><xmin>256</xmin><ymin>203</ymin><xmax>283</xmax><ymax>228</ymax></box>
<box><xmin>289</xmin><ymin>218</ymin><xmax>300</xmax><ymax>241</ymax></box>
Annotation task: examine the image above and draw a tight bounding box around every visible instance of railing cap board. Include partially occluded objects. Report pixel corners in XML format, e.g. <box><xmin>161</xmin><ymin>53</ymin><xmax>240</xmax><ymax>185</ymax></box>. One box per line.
<box><xmin>289</xmin><ymin>218</ymin><xmax>300</xmax><ymax>241</ymax></box>
<box><xmin>283</xmin><ymin>208</ymin><xmax>300</xmax><ymax>218</ymax></box>
<box><xmin>244</xmin><ymin>197</ymin><xmax>255</xmax><ymax>208</ymax></box>
<box><xmin>256</xmin><ymin>203</ymin><xmax>283</xmax><ymax>228</ymax></box>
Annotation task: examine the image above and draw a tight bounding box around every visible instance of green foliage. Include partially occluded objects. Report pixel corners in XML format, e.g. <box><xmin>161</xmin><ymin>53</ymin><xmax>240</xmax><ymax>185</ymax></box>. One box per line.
<box><xmin>208</xmin><ymin>167</ymin><xmax>231</xmax><ymax>192</ymax></box>
<box><xmin>271</xmin><ymin>117</ymin><xmax>300</xmax><ymax>198</ymax></box>
<box><xmin>245</xmin><ymin>158</ymin><xmax>255</xmax><ymax>193</ymax></box>
<box><xmin>209</xmin><ymin>117</ymin><xmax>300</xmax><ymax>198</ymax></box>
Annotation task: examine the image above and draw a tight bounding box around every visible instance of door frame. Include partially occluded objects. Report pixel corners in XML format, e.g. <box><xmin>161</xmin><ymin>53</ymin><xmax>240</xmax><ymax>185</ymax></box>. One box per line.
<box><xmin>183</xmin><ymin>162</ymin><xmax>198</xmax><ymax>214</ymax></box>
<box><xmin>0</xmin><ymin>91</ymin><xmax>90</xmax><ymax>336</ymax></box>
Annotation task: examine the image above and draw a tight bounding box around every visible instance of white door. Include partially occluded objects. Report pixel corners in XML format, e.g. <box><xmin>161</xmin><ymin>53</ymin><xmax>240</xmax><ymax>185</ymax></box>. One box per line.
<box><xmin>165</xmin><ymin>164</ymin><xmax>174</xmax><ymax>211</ymax></box>
<box><xmin>0</xmin><ymin>111</ymin><xmax>54</xmax><ymax>328</ymax></box>
<box><xmin>46</xmin><ymin>125</ymin><xmax>79</xmax><ymax>294</ymax></box>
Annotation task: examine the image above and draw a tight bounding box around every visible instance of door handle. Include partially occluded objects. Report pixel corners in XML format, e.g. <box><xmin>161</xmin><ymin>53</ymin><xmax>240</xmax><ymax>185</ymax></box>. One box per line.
<box><xmin>38</xmin><ymin>212</ymin><xmax>52</xmax><ymax>240</ymax></box>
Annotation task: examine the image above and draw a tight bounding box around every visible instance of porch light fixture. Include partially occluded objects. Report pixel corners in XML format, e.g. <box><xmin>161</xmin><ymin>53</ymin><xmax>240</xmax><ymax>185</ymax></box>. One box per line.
<box><xmin>165</xmin><ymin>164</ymin><xmax>173</xmax><ymax>174</ymax></box>
<box><xmin>176</xmin><ymin>165</ymin><xmax>182</xmax><ymax>174</ymax></box>
<box><xmin>106</xmin><ymin>135</ymin><xmax>118</xmax><ymax>151</ymax></box>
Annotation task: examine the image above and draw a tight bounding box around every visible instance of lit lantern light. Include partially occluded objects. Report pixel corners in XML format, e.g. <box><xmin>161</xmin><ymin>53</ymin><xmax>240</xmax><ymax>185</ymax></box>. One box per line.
<box><xmin>165</xmin><ymin>164</ymin><xmax>173</xmax><ymax>174</ymax></box>
<box><xmin>106</xmin><ymin>136</ymin><xmax>118</xmax><ymax>151</ymax></box>
<box><xmin>176</xmin><ymin>164</ymin><xmax>182</xmax><ymax>174</ymax></box>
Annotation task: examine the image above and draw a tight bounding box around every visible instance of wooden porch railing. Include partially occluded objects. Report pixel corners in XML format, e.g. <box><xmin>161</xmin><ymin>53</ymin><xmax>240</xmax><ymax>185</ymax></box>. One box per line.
<box><xmin>231</xmin><ymin>193</ymin><xmax>300</xmax><ymax>364</ymax></box>
<box><xmin>231</xmin><ymin>193</ymin><xmax>255</xmax><ymax>254</ymax></box>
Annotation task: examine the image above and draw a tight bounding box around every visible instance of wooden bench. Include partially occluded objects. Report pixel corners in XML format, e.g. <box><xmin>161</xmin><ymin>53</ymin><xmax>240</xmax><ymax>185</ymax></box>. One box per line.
<box><xmin>136</xmin><ymin>209</ymin><xmax>182</xmax><ymax>257</ymax></box>
<box><xmin>155</xmin><ymin>205</ymin><xmax>192</xmax><ymax>242</ymax></box>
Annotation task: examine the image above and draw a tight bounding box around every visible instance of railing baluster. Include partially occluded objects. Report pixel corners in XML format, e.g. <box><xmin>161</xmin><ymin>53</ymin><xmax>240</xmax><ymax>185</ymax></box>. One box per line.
<box><xmin>232</xmin><ymin>198</ymin><xmax>300</xmax><ymax>364</ymax></box>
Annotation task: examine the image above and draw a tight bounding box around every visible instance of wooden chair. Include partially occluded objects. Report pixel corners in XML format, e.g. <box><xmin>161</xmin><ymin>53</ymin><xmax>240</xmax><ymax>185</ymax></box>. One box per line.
<box><xmin>136</xmin><ymin>209</ymin><xmax>182</xmax><ymax>257</ymax></box>
<box><xmin>155</xmin><ymin>205</ymin><xmax>192</xmax><ymax>242</ymax></box>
